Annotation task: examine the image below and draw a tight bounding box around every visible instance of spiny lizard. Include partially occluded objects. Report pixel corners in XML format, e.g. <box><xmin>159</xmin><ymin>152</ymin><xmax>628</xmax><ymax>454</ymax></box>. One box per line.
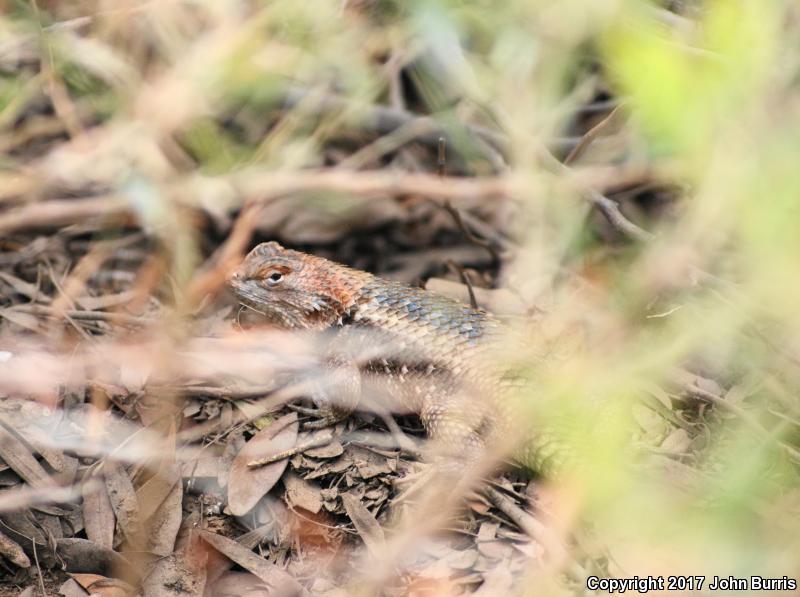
<box><xmin>228</xmin><ymin>241</ymin><xmax>560</xmax><ymax>473</ymax></box>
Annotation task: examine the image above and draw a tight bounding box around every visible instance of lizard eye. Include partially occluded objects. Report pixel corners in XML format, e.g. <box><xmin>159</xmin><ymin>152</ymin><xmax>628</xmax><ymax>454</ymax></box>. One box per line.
<box><xmin>266</xmin><ymin>271</ymin><xmax>284</xmax><ymax>285</ymax></box>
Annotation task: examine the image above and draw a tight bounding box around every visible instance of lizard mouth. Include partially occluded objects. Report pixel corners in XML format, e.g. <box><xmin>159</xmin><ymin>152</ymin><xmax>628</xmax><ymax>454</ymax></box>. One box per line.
<box><xmin>229</xmin><ymin>279</ymin><xmax>312</xmax><ymax>328</ymax></box>
<box><xmin>228</xmin><ymin>278</ymin><xmax>260</xmax><ymax>304</ymax></box>
<box><xmin>228</xmin><ymin>279</ymin><xmax>275</xmax><ymax>316</ymax></box>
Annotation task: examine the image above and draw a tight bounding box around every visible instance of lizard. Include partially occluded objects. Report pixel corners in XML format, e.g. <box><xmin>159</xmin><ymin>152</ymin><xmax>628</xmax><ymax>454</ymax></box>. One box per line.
<box><xmin>228</xmin><ymin>241</ymin><xmax>562</xmax><ymax>474</ymax></box>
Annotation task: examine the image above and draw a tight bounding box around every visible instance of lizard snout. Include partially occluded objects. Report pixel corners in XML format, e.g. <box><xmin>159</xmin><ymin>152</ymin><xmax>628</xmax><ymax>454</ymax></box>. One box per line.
<box><xmin>227</xmin><ymin>266</ymin><xmax>245</xmax><ymax>288</ymax></box>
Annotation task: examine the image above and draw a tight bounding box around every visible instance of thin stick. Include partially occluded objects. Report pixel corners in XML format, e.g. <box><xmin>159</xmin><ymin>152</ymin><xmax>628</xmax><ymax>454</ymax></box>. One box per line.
<box><xmin>437</xmin><ymin>137</ymin><xmax>447</xmax><ymax>177</ymax></box>
<box><xmin>538</xmin><ymin>148</ymin><xmax>654</xmax><ymax>242</ymax></box>
<box><xmin>564</xmin><ymin>103</ymin><xmax>624</xmax><ymax>165</ymax></box>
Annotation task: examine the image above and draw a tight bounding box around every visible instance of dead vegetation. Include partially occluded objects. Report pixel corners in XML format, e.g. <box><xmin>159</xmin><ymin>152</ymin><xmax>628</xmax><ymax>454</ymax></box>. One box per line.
<box><xmin>1</xmin><ymin>1</ymin><xmax>800</xmax><ymax>595</ymax></box>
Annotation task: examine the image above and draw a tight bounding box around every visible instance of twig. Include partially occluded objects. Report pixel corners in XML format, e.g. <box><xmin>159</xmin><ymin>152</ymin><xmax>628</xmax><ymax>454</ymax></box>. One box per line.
<box><xmin>564</xmin><ymin>103</ymin><xmax>625</xmax><ymax>165</ymax></box>
<box><xmin>281</xmin><ymin>87</ymin><xmax>509</xmax><ymax>159</ymax></box>
<box><xmin>445</xmin><ymin>260</ymin><xmax>479</xmax><ymax>310</ymax></box>
<box><xmin>168</xmin><ymin>384</ymin><xmax>278</xmax><ymax>400</ymax></box>
<box><xmin>32</xmin><ymin>537</ymin><xmax>46</xmax><ymax>597</ymax></box>
<box><xmin>337</xmin><ymin>119</ymin><xmax>437</xmax><ymax>170</ymax></box>
<box><xmin>437</xmin><ymin>137</ymin><xmax>447</xmax><ymax>177</ymax></box>
<box><xmin>237</xmin><ymin>169</ymin><xmax>514</xmax><ymax>203</ymax></box>
<box><xmin>0</xmin><ymin>172</ymin><xmax>514</xmax><ymax>235</ymax></box>
<box><xmin>186</xmin><ymin>201</ymin><xmax>266</xmax><ymax>305</ymax></box>
<box><xmin>13</xmin><ymin>304</ymin><xmax>152</xmax><ymax>326</ymax></box>
<box><xmin>538</xmin><ymin>148</ymin><xmax>654</xmax><ymax>242</ymax></box>
<box><xmin>0</xmin><ymin>484</ymin><xmax>84</xmax><ymax>514</ymax></box>
<box><xmin>1</xmin><ymin>167</ymin><xmax>650</xmax><ymax>243</ymax></box>
<box><xmin>176</xmin><ymin>379</ymin><xmax>315</xmax><ymax>445</ymax></box>
<box><xmin>441</xmin><ymin>200</ymin><xmax>501</xmax><ymax>263</ymax></box>
<box><xmin>247</xmin><ymin>431</ymin><xmax>335</xmax><ymax>467</ymax></box>
<box><xmin>31</xmin><ymin>0</ymin><xmax>86</xmax><ymax>144</ymax></box>
<box><xmin>0</xmin><ymin>195</ymin><xmax>130</xmax><ymax>234</ymax></box>
<box><xmin>584</xmin><ymin>188</ymin><xmax>654</xmax><ymax>242</ymax></box>
<box><xmin>683</xmin><ymin>382</ymin><xmax>800</xmax><ymax>463</ymax></box>
<box><xmin>280</xmin><ymin>86</ymin><xmax>615</xmax><ymax>162</ymax></box>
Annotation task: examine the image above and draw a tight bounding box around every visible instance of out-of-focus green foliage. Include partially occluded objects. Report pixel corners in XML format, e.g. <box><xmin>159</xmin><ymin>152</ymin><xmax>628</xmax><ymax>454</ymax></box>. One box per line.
<box><xmin>606</xmin><ymin>1</ymin><xmax>780</xmax><ymax>159</ymax></box>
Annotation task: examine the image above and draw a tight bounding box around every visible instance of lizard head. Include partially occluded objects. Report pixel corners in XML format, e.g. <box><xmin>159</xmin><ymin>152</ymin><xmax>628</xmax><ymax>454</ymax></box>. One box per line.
<box><xmin>228</xmin><ymin>241</ymin><xmax>367</xmax><ymax>330</ymax></box>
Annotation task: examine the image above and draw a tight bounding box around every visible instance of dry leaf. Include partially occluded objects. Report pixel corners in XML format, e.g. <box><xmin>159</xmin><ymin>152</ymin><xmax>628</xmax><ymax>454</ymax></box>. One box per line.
<box><xmin>0</xmin><ymin>308</ymin><xmax>41</xmax><ymax>332</ymax></box>
<box><xmin>284</xmin><ymin>472</ymin><xmax>323</xmax><ymax>514</ymax></box>
<box><xmin>144</xmin><ymin>476</ymin><xmax>183</xmax><ymax>557</ymax></box>
<box><xmin>82</xmin><ymin>477</ymin><xmax>115</xmax><ymax>550</ymax></box>
<box><xmin>476</xmin><ymin>540</ymin><xmax>513</xmax><ymax>560</ymax></box>
<box><xmin>70</xmin><ymin>574</ymin><xmax>134</xmax><ymax>597</ymax></box>
<box><xmin>199</xmin><ymin>530</ymin><xmax>303</xmax><ymax>594</ymax></box>
<box><xmin>0</xmin><ymin>271</ymin><xmax>49</xmax><ymax>303</ymax></box>
<box><xmin>304</xmin><ymin>452</ymin><xmax>354</xmax><ymax>480</ymax></box>
<box><xmin>210</xmin><ymin>571</ymin><xmax>270</xmax><ymax>597</ymax></box>
<box><xmin>228</xmin><ymin>412</ymin><xmax>298</xmax><ymax>516</ymax></box>
<box><xmin>660</xmin><ymin>428</ymin><xmax>691</xmax><ymax>454</ymax></box>
<box><xmin>57</xmin><ymin>538</ymin><xmax>136</xmax><ymax>582</ymax></box>
<box><xmin>10</xmin><ymin>422</ymin><xmax>66</xmax><ymax>473</ymax></box>
<box><xmin>304</xmin><ymin>437</ymin><xmax>344</xmax><ymax>459</ymax></box>
<box><xmin>447</xmin><ymin>549</ymin><xmax>478</xmax><ymax>570</ymax></box>
<box><xmin>141</xmin><ymin>551</ymin><xmax>207</xmax><ymax>597</ymax></box>
<box><xmin>75</xmin><ymin>290</ymin><xmax>136</xmax><ymax>310</ymax></box>
<box><xmin>0</xmin><ymin>526</ymin><xmax>30</xmax><ymax>568</ymax></box>
<box><xmin>350</xmin><ymin>446</ymin><xmax>393</xmax><ymax>480</ymax></box>
<box><xmin>137</xmin><ymin>464</ymin><xmax>181</xmax><ymax>521</ymax></box>
<box><xmin>59</xmin><ymin>578</ymin><xmax>90</xmax><ymax>597</ymax></box>
<box><xmin>477</xmin><ymin>522</ymin><xmax>498</xmax><ymax>542</ymax></box>
<box><xmin>0</xmin><ymin>425</ymin><xmax>54</xmax><ymax>488</ymax></box>
<box><xmin>0</xmin><ymin>510</ymin><xmax>48</xmax><ymax>562</ymax></box>
<box><xmin>472</xmin><ymin>567</ymin><xmax>513</xmax><ymax>596</ymax></box>
<box><xmin>341</xmin><ymin>492</ymin><xmax>385</xmax><ymax>557</ymax></box>
<box><xmin>180</xmin><ymin>455</ymin><xmax>223</xmax><ymax>480</ymax></box>
<box><xmin>103</xmin><ymin>461</ymin><xmax>140</xmax><ymax>546</ymax></box>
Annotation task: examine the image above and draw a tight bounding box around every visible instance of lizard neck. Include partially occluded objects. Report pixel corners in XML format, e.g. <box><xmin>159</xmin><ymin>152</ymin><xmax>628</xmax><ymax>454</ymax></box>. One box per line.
<box><xmin>301</xmin><ymin>255</ymin><xmax>375</xmax><ymax>327</ymax></box>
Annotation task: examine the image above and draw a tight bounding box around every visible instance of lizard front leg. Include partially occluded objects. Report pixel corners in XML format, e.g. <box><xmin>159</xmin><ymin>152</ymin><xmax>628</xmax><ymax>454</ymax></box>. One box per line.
<box><xmin>420</xmin><ymin>394</ymin><xmax>493</xmax><ymax>466</ymax></box>
<box><xmin>298</xmin><ymin>355</ymin><xmax>361</xmax><ymax>429</ymax></box>
<box><xmin>293</xmin><ymin>327</ymin><xmax>366</xmax><ymax>429</ymax></box>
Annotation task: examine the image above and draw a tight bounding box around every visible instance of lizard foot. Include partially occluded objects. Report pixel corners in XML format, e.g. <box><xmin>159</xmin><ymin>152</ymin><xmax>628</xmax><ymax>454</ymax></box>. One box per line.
<box><xmin>287</xmin><ymin>404</ymin><xmax>347</xmax><ymax>429</ymax></box>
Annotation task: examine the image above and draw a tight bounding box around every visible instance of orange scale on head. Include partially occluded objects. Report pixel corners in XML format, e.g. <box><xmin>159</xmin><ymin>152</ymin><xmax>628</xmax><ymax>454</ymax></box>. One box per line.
<box><xmin>255</xmin><ymin>264</ymin><xmax>291</xmax><ymax>279</ymax></box>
